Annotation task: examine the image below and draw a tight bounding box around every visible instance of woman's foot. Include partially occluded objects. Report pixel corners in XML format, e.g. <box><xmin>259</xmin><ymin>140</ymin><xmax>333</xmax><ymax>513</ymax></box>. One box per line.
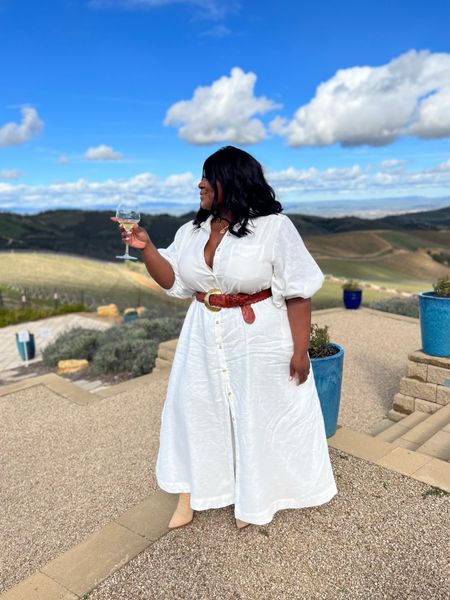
<box><xmin>235</xmin><ymin>518</ymin><xmax>250</xmax><ymax>529</ymax></box>
<box><xmin>168</xmin><ymin>492</ymin><xmax>194</xmax><ymax>529</ymax></box>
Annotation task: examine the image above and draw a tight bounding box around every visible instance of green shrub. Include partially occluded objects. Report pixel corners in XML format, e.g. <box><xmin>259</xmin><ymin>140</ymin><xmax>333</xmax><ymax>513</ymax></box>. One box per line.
<box><xmin>130</xmin><ymin>317</ymin><xmax>184</xmax><ymax>341</ymax></box>
<box><xmin>92</xmin><ymin>318</ymin><xmax>179</xmax><ymax>377</ymax></box>
<box><xmin>429</xmin><ymin>251</ymin><xmax>450</xmax><ymax>267</ymax></box>
<box><xmin>309</xmin><ymin>323</ymin><xmax>332</xmax><ymax>358</ymax></box>
<box><xmin>92</xmin><ymin>338</ymin><xmax>158</xmax><ymax>377</ymax></box>
<box><xmin>0</xmin><ymin>303</ymin><xmax>88</xmax><ymax>328</ymax></box>
<box><xmin>40</xmin><ymin>314</ymin><xmax>182</xmax><ymax>377</ymax></box>
<box><xmin>368</xmin><ymin>296</ymin><xmax>419</xmax><ymax>318</ymax></box>
<box><xmin>341</xmin><ymin>279</ymin><xmax>362</xmax><ymax>291</ymax></box>
<box><xmin>42</xmin><ymin>327</ymin><xmax>100</xmax><ymax>366</ymax></box>
<box><xmin>433</xmin><ymin>274</ymin><xmax>450</xmax><ymax>297</ymax></box>
<box><xmin>96</xmin><ymin>321</ymin><xmax>149</xmax><ymax>347</ymax></box>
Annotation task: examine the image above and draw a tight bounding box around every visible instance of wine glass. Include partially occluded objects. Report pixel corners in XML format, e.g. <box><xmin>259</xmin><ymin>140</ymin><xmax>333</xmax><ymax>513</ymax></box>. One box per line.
<box><xmin>115</xmin><ymin>200</ymin><xmax>140</xmax><ymax>261</ymax></box>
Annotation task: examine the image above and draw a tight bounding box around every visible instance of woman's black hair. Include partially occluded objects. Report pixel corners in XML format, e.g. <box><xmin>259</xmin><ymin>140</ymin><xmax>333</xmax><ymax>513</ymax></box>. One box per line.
<box><xmin>192</xmin><ymin>145</ymin><xmax>283</xmax><ymax>237</ymax></box>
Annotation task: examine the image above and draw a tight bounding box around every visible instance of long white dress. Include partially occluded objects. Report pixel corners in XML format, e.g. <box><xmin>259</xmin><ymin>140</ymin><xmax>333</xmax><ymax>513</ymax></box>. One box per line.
<box><xmin>155</xmin><ymin>213</ymin><xmax>338</xmax><ymax>525</ymax></box>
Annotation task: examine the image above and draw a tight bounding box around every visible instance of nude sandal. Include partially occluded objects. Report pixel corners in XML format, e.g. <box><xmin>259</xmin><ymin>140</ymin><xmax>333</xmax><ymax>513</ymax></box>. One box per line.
<box><xmin>168</xmin><ymin>492</ymin><xmax>194</xmax><ymax>529</ymax></box>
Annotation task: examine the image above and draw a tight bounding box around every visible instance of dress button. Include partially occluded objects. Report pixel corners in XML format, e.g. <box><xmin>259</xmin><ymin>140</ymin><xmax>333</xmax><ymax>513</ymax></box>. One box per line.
<box><xmin>228</xmin><ymin>391</ymin><xmax>232</xmax><ymax>396</ymax></box>
<box><xmin>222</xmin><ymin>368</ymin><xmax>227</xmax><ymax>372</ymax></box>
<box><xmin>215</xmin><ymin>320</ymin><xmax>219</xmax><ymax>324</ymax></box>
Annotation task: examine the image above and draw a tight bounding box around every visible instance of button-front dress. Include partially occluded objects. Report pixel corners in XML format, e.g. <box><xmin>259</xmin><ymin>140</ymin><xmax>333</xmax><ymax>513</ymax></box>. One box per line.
<box><xmin>155</xmin><ymin>213</ymin><xmax>338</xmax><ymax>525</ymax></box>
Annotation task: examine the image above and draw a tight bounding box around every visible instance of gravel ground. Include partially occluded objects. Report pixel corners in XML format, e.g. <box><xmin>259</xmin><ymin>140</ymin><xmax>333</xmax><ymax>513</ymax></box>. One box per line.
<box><xmin>1</xmin><ymin>308</ymin><xmax>447</xmax><ymax>599</ymax></box>
<box><xmin>86</xmin><ymin>452</ymin><xmax>450</xmax><ymax>600</ymax></box>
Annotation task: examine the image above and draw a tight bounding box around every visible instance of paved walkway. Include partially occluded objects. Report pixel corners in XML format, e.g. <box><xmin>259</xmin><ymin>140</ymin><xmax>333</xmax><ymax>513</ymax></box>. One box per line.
<box><xmin>1</xmin><ymin>308</ymin><xmax>448</xmax><ymax>599</ymax></box>
<box><xmin>0</xmin><ymin>313</ymin><xmax>112</xmax><ymax>374</ymax></box>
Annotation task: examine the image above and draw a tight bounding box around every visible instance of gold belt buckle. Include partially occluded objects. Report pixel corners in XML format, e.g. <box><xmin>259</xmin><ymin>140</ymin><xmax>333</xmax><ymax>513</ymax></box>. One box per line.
<box><xmin>204</xmin><ymin>287</ymin><xmax>222</xmax><ymax>312</ymax></box>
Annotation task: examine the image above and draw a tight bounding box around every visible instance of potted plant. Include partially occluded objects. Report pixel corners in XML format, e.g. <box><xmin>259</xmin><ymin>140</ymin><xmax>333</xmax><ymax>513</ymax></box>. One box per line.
<box><xmin>123</xmin><ymin>307</ymin><xmax>139</xmax><ymax>322</ymax></box>
<box><xmin>309</xmin><ymin>323</ymin><xmax>344</xmax><ymax>438</ymax></box>
<box><xmin>418</xmin><ymin>274</ymin><xmax>450</xmax><ymax>357</ymax></box>
<box><xmin>342</xmin><ymin>279</ymin><xmax>362</xmax><ymax>309</ymax></box>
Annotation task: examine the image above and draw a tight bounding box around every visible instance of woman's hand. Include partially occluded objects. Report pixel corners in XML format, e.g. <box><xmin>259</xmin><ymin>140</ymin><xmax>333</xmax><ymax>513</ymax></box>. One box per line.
<box><xmin>111</xmin><ymin>216</ymin><xmax>150</xmax><ymax>250</ymax></box>
<box><xmin>289</xmin><ymin>350</ymin><xmax>311</xmax><ymax>385</ymax></box>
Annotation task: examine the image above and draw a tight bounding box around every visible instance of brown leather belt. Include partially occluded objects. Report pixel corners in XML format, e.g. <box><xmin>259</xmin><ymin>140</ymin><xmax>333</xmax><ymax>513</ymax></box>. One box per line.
<box><xmin>195</xmin><ymin>287</ymin><xmax>272</xmax><ymax>324</ymax></box>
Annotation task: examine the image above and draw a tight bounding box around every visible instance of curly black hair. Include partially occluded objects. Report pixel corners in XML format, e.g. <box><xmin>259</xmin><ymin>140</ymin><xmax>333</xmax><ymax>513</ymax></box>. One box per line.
<box><xmin>192</xmin><ymin>146</ymin><xmax>283</xmax><ymax>237</ymax></box>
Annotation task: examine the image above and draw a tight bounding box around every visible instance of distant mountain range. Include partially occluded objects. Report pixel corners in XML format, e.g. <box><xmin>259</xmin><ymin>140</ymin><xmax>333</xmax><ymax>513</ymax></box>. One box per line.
<box><xmin>1</xmin><ymin>205</ymin><xmax>450</xmax><ymax>262</ymax></box>
<box><xmin>5</xmin><ymin>195</ymin><xmax>450</xmax><ymax>220</ymax></box>
<box><xmin>285</xmin><ymin>195</ymin><xmax>450</xmax><ymax>219</ymax></box>
<box><xmin>287</xmin><ymin>203</ymin><xmax>450</xmax><ymax>235</ymax></box>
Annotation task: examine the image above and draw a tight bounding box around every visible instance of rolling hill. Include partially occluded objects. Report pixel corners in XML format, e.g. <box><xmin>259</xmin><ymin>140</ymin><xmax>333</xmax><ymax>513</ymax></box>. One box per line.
<box><xmin>1</xmin><ymin>205</ymin><xmax>450</xmax><ymax>261</ymax></box>
<box><xmin>1</xmin><ymin>207</ymin><xmax>449</xmax><ymax>305</ymax></box>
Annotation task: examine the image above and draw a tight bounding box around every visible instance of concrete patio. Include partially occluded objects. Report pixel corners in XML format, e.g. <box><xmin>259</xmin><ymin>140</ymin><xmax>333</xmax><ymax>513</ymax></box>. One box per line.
<box><xmin>1</xmin><ymin>307</ymin><xmax>449</xmax><ymax>600</ymax></box>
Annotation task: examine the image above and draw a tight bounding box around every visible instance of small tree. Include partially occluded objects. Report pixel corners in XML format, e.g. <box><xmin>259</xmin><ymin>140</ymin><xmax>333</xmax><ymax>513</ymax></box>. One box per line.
<box><xmin>341</xmin><ymin>279</ymin><xmax>362</xmax><ymax>291</ymax></box>
<box><xmin>309</xmin><ymin>323</ymin><xmax>337</xmax><ymax>358</ymax></box>
<box><xmin>432</xmin><ymin>274</ymin><xmax>450</xmax><ymax>297</ymax></box>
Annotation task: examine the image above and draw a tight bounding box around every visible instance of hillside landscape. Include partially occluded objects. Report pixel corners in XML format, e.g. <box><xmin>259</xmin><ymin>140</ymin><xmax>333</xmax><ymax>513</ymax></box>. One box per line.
<box><xmin>1</xmin><ymin>205</ymin><xmax>450</xmax><ymax>261</ymax></box>
<box><xmin>1</xmin><ymin>206</ymin><xmax>449</xmax><ymax>312</ymax></box>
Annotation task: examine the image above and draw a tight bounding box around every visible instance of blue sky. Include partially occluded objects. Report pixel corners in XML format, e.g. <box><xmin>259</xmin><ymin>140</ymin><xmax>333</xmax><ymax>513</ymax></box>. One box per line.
<box><xmin>1</xmin><ymin>0</ymin><xmax>450</xmax><ymax>216</ymax></box>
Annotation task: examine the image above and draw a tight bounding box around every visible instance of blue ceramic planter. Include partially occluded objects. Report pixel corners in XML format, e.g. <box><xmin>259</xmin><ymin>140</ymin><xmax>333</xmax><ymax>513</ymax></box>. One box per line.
<box><xmin>310</xmin><ymin>343</ymin><xmax>344</xmax><ymax>438</ymax></box>
<box><xmin>343</xmin><ymin>289</ymin><xmax>362</xmax><ymax>309</ymax></box>
<box><xmin>419</xmin><ymin>291</ymin><xmax>450</xmax><ymax>357</ymax></box>
<box><xmin>15</xmin><ymin>332</ymin><xmax>36</xmax><ymax>361</ymax></box>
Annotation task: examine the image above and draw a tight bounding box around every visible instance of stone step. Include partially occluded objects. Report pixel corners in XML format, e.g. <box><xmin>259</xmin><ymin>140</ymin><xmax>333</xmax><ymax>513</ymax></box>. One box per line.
<box><xmin>153</xmin><ymin>356</ymin><xmax>172</xmax><ymax>371</ymax></box>
<box><xmin>422</xmin><ymin>401</ymin><xmax>450</xmax><ymax>426</ymax></box>
<box><xmin>367</xmin><ymin>418</ymin><xmax>396</xmax><ymax>436</ymax></box>
<box><xmin>390</xmin><ymin>404</ymin><xmax>450</xmax><ymax>448</ymax></box>
<box><xmin>155</xmin><ymin>338</ymin><xmax>178</xmax><ymax>367</ymax></box>
<box><xmin>389</xmin><ymin>437</ymin><xmax>420</xmax><ymax>451</ymax></box>
<box><xmin>157</xmin><ymin>347</ymin><xmax>176</xmax><ymax>362</ymax></box>
<box><xmin>158</xmin><ymin>338</ymin><xmax>178</xmax><ymax>351</ymax></box>
<box><xmin>94</xmin><ymin>385</ymin><xmax>112</xmax><ymax>393</ymax></box>
<box><xmin>75</xmin><ymin>379</ymin><xmax>105</xmax><ymax>391</ymax></box>
<box><xmin>415</xmin><ymin>430</ymin><xmax>450</xmax><ymax>461</ymax></box>
<box><xmin>387</xmin><ymin>409</ymin><xmax>408</xmax><ymax>422</ymax></box>
<box><xmin>374</xmin><ymin>411</ymin><xmax>429</xmax><ymax>442</ymax></box>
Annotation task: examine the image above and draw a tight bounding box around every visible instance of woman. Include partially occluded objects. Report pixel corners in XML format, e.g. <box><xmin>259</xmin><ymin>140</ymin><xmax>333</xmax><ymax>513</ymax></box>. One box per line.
<box><xmin>115</xmin><ymin>146</ymin><xmax>338</xmax><ymax>530</ymax></box>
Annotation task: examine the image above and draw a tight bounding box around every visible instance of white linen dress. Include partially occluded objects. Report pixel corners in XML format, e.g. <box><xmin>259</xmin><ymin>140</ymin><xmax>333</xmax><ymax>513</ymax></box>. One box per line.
<box><xmin>155</xmin><ymin>212</ymin><xmax>338</xmax><ymax>525</ymax></box>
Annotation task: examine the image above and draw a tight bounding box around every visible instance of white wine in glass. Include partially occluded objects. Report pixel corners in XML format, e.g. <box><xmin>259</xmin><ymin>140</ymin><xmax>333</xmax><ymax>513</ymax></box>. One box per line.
<box><xmin>115</xmin><ymin>201</ymin><xmax>140</xmax><ymax>260</ymax></box>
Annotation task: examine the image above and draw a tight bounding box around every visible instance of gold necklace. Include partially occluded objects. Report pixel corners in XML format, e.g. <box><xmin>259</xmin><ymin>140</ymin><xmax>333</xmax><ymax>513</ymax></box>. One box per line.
<box><xmin>214</xmin><ymin>216</ymin><xmax>231</xmax><ymax>234</ymax></box>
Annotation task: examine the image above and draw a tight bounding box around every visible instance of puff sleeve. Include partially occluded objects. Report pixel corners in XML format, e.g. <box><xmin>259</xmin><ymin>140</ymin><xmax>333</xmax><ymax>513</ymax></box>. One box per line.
<box><xmin>157</xmin><ymin>223</ymin><xmax>195</xmax><ymax>299</ymax></box>
<box><xmin>271</xmin><ymin>215</ymin><xmax>325</xmax><ymax>310</ymax></box>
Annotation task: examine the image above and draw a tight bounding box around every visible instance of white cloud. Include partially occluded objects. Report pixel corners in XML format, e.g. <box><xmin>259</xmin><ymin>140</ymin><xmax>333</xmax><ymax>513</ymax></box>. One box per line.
<box><xmin>270</xmin><ymin>49</ymin><xmax>450</xmax><ymax>147</ymax></box>
<box><xmin>200</xmin><ymin>24</ymin><xmax>231</xmax><ymax>37</ymax></box>
<box><xmin>379</xmin><ymin>159</ymin><xmax>407</xmax><ymax>169</ymax></box>
<box><xmin>0</xmin><ymin>171</ymin><xmax>198</xmax><ymax>212</ymax></box>
<box><xmin>84</xmin><ymin>144</ymin><xmax>124</xmax><ymax>161</ymax></box>
<box><xmin>0</xmin><ymin>169</ymin><xmax>23</xmax><ymax>180</ymax></box>
<box><xmin>88</xmin><ymin>0</ymin><xmax>238</xmax><ymax>20</ymax></box>
<box><xmin>266</xmin><ymin>160</ymin><xmax>450</xmax><ymax>194</ymax></box>
<box><xmin>164</xmin><ymin>172</ymin><xmax>196</xmax><ymax>187</ymax></box>
<box><xmin>164</xmin><ymin>67</ymin><xmax>281</xmax><ymax>145</ymax></box>
<box><xmin>57</xmin><ymin>155</ymin><xmax>70</xmax><ymax>165</ymax></box>
<box><xmin>433</xmin><ymin>158</ymin><xmax>450</xmax><ymax>172</ymax></box>
<box><xmin>2</xmin><ymin>160</ymin><xmax>450</xmax><ymax>212</ymax></box>
<box><xmin>408</xmin><ymin>85</ymin><xmax>450</xmax><ymax>139</ymax></box>
<box><xmin>0</xmin><ymin>106</ymin><xmax>44</xmax><ymax>147</ymax></box>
